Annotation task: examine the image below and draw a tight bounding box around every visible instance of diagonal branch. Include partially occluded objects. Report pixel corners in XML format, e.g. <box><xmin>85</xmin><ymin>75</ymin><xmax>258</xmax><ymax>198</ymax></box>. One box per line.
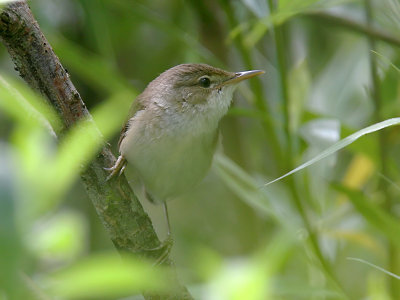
<box><xmin>304</xmin><ymin>11</ymin><xmax>400</xmax><ymax>48</ymax></box>
<box><xmin>0</xmin><ymin>1</ymin><xmax>192</xmax><ymax>299</ymax></box>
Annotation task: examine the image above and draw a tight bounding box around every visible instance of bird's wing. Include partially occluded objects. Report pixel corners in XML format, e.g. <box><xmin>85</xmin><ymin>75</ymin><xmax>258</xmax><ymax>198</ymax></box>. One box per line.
<box><xmin>118</xmin><ymin>94</ymin><xmax>145</xmax><ymax>150</ymax></box>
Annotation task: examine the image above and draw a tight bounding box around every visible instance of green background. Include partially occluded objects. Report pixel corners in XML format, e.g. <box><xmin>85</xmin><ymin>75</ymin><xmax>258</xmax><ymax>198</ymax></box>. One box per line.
<box><xmin>1</xmin><ymin>0</ymin><xmax>400</xmax><ymax>299</ymax></box>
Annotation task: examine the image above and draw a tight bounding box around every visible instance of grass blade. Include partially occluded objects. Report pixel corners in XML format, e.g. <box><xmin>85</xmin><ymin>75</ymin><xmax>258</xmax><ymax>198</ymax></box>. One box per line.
<box><xmin>348</xmin><ymin>257</ymin><xmax>400</xmax><ymax>280</ymax></box>
<box><xmin>265</xmin><ymin>118</ymin><xmax>400</xmax><ymax>186</ymax></box>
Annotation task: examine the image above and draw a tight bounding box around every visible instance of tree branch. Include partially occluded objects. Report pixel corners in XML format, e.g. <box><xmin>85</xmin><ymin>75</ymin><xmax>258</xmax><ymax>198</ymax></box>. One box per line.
<box><xmin>0</xmin><ymin>1</ymin><xmax>192</xmax><ymax>299</ymax></box>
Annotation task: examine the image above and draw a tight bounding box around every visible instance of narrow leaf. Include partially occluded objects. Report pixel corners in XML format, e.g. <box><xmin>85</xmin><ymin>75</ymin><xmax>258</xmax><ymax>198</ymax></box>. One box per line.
<box><xmin>43</xmin><ymin>253</ymin><xmax>170</xmax><ymax>299</ymax></box>
<box><xmin>265</xmin><ymin>118</ymin><xmax>400</xmax><ymax>186</ymax></box>
<box><xmin>371</xmin><ymin>50</ymin><xmax>400</xmax><ymax>74</ymax></box>
<box><xmin>335</xmin><ymin>185</ymin><xmax>400</xmax><ymax>248</ymax></box>
<box><xmin>348</xmin><ymin>257</ymin><xmax>400</xmax><ymax>280</ymax></box>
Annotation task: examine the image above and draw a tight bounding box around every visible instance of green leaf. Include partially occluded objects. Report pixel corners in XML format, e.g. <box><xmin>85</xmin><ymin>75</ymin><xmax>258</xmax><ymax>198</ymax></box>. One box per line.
<box><xmin>0</xmin><ymin>71</ymin><xmax>137</xmax><ymax>214</ymax></box>
<box><xmin>51</xmin><ymin>35</ymin><xmax>136</xmax><ymax>94</ymax></box>
<box><xmin>209</xmin><ymin>231</ymin><xmax>295</xmax><ymax>300</ymax></box>
<box><xmin>42</xmin><ymin>253</ymin><xmax>170</xmax><ymax>299</ymax></box>
<box><xmin>335</xmin><ymin>185</ymin><xmax>400</xmax><ymax>248</ymax></box>
<box><xmin>214</xmin><ymin>153</ymin><xmax>274</xmax><ymax>216</ymax></box>
<box><xmin>243</xmin><ymin>0</ymin><xmax>356</xmax><ymax>48</ymax></box>
<box><xmin>265</xmin><ymin>118</ymin><xmax>400</xmax><ymax>186</ymax></box>
<box><xmin>288</xmin><ymin>60</ymin><xmax>311</xmax><ymax>132</ymax></box>
<box><xmin>213</xmin><ymin>153</ymin><xmax>300</xmax><ymax>230</ymax></box>
<box><xmin>0</xmin><ymin>75</ymin><xmax>61</xmax><ymax>133</ymax></box>
<box><xmin>27</xmin><ymin>210</ymin><xmax>87</xmax><ymax>263</ymax></box>
<box><xmin>372</xmin><ymin>50</ymin><xmax>400</xmax><ymax>74</ymax></box>
<box><xmin>42</xmin><ymin>91</ymin><xmax>133</xmax><ymax>204</ymax></box>
<box><xmin>348</xmin><ymin>257</ymin><xmax>400</xmax><ymax>280</ymax></box>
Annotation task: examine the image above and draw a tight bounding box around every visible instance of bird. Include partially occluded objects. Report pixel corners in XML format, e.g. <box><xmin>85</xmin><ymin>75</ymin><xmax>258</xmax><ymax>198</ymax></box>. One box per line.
<box><xmin>106</xmin><ymin>63</ymin><xmax>264</xmax><ymax>208</ymax></box>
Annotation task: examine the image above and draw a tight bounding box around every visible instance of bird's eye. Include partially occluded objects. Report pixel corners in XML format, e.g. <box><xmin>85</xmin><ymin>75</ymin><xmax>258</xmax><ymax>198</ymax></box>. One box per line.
<box><xmin>199</xmin><ymin>77</ymin><xmax>211</xmax><ymax>88</ymax></box>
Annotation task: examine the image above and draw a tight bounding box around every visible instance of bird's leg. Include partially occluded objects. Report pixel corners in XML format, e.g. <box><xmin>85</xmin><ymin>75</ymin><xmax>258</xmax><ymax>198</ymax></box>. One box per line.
<box><xmin>163</xmin><ymin>201</ymin><xmax>171</xmax><ymax>236</ymax></box>
<box><xmin>140</xmin><ymin>200</ymin><xmax>173</xmax><ymax>266</ymax></box>
<box><xmin>104</xmin><ymin>155</ymin><xmax>127</xmax><ymax>181</ymax></box>
<box><xmin>152</xmin><ymin>202</ymin><xmax>174</xmax><ymax>265</ymax></box>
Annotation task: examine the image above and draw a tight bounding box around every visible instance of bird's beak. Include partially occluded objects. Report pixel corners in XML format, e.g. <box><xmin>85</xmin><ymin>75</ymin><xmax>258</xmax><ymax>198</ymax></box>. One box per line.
<box><xmin>220</xmin><ymin>69</ymin><xmax>265</xmax><ymax>87</ymax></box>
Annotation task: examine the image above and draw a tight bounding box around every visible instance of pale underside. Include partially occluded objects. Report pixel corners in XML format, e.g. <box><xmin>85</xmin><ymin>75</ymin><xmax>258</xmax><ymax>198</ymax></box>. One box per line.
<box><xmin>119</xmin><ymin>89</ymin><xmax>233</xmax><ymax>203</ymax></box>
<box><xmin>118</xmin><ymin>64</ymin><xmax>236</xmax><ymax>203</ymax></box>
<box><xmin>121</xmin><ymin>113</ymin><xmax>218</xmax><ymax>203</ymax></box>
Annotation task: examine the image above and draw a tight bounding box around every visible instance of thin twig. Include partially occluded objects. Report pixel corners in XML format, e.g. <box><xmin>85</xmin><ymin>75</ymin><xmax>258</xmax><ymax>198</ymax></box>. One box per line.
<box><xmin>305</xmin><ymin>11</ymin><xmax>400</xmax><ymax>48</ymax></box>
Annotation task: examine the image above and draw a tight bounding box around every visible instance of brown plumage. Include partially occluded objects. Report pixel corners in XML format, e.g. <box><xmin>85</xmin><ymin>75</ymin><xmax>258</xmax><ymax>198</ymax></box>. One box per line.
<box><xmin>107</xmin><ymin>64</ymin><xmax>264</xmax><ymax>203</ymax></box>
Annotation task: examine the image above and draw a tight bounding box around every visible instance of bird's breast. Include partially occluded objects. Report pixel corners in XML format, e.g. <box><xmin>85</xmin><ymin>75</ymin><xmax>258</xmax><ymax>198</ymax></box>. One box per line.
<box><xmin>120</xmin><ymin>112</ymin><xmax>218</xmax><ymax>202</ymax></box>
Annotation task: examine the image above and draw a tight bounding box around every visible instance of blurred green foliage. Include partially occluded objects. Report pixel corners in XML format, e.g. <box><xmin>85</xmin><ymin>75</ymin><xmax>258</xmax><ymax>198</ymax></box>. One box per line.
<box><xmin>1</xmin><ymin>0</ymin><xmax>400</xmax><ymax>299</ymax></box>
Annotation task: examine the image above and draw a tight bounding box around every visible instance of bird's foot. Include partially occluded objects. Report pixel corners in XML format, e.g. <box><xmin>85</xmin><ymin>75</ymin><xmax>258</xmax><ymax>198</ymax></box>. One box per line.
<box><xmin>104</xmin><ymin>155</ymin><xmax>127</xmax><ymax>181</ymax></box>
<box><xmin>151</xmin><ymin>234</ymin><xmax>174</xmax><ymax>266</ymax></box>
<box><xmin>149</xmin><ymin>202</ymin><xmax>173</xmax><ymax>266</ymax></box>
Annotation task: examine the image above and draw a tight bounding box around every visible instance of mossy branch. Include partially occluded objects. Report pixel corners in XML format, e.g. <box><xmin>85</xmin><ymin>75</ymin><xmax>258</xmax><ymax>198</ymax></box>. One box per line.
<box><xmin>0</xmin><ymin>2</ymin><xmax>192</xmax><ymax>299</ymax></box>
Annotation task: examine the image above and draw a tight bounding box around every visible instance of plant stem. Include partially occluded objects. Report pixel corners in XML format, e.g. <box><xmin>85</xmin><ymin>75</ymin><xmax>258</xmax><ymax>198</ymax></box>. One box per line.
<box><xmin>267</xmin><ymin>0</ymin><xmax>292</xmax><ymax>170</ymax></box>
<box><xmin>364</xmin><ymin>0</ymin><xmax>399</xmax><ymax>298</ymax></box>
<box><xmin>222</xmin><ymin>1</ymin><xmax>286</xmax><ymax>174</ymax></box>
<box><xmin>305</xmin><ymin>11</ymin><xmax>400</xmax><ymax>48</ymax></box>
<box><xmin>267</xmin><ymin>0</ymin><xmax>349</xmax><ymax>297</ymax></box>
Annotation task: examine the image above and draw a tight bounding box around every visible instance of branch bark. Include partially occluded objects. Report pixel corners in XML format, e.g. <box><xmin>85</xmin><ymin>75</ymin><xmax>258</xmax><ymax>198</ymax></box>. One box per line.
<box><xmin>0</xmin><ymin>1</ymin><xmax>192</xmax><ymax>299</ymax></box>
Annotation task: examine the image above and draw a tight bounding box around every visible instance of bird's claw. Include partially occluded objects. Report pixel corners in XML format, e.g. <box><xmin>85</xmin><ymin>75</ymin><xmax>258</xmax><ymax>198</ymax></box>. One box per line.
<box><xmin>104</xmin><ymin>155</ymin><xmax>127</xmax><ymax>181</ymax></box>
<box><xmin>151</xmin><ymin>235</ymin><xmax>174</xmax><ymax>266</ymax></box>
